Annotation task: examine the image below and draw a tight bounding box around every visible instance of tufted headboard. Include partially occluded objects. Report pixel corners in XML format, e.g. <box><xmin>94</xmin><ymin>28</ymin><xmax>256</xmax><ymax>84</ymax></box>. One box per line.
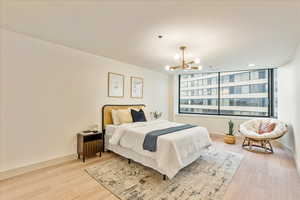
<box><xmin>101</xmin><ymin>104</ymin><xmax>146</xmax><ymax>132</ymax></box>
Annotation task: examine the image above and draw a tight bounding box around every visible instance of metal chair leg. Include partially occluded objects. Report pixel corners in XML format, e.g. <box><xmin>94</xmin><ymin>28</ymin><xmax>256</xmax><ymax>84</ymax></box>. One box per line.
<box><xmin>242</xmin><ymin>138</ymin><xmax>273</xmax><ymax>153</ymax></box>
<box><xmin>267</xmin><ymin>141</ymin><xmax>274</xmax><ymax>153</ymax></box>
<box><xmin>242</xmin><ymin>138</ymin><xmax>247</xmax><ymax>147</ymax></box>
<box><xmin>249</xmin><ymin>140</ymin><xmax>253</xmax><ymax>151</ymax></box>
<box><xmin>261</xmin><ymin>140</ymin><xmax>267</xmax><ymax>152</ymax></box>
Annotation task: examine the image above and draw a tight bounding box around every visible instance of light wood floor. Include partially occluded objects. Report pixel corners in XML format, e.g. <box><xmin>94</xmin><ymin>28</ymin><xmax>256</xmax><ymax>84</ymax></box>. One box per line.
<box><xmin>1</xmin><ymin>135</ymin><xmax>300</xmax><ymax>200</ymax></box>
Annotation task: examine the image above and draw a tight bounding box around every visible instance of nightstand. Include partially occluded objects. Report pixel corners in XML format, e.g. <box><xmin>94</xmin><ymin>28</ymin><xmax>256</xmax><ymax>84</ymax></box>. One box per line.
<box><xmin>77</xmin><ymin>132</ymin><xmax>103</xmax><ymax>162</ymax></box>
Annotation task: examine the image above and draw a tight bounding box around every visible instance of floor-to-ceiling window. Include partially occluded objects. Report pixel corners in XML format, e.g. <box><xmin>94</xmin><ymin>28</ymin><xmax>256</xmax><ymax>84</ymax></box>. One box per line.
<box><xmin>179</xmin><ymin>69</ymin><xmax>277</xmax><ymax>117</ymax></box>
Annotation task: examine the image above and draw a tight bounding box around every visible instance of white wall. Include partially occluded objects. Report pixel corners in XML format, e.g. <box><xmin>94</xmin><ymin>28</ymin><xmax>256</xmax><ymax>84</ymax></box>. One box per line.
<box><xmin>174</xmin><ymin>114</ymin><xmax>247</xmax><ymax>135</ymax></box>
<box><xmin>0</xmin><ymin>16</ymin><xmax>4</xmax><ymax>172</ymax></box>
<box><xmin>278</xmin><ymin>66</ymin><xmax>296</xmax><ymax>151</ymax></box>
<box><xmin>0</xmin><ymin>29</ymin><xmax>170</xmax><ymax>172</ymax></box>
<box><xmin>278</xmin><ymin>44</ymin><xmax>300</xmax><ymax>173</ymax></box>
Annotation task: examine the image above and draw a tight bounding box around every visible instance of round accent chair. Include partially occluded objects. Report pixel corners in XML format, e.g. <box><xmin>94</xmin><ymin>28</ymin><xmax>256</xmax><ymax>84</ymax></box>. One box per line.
<box><xmin>239</xmin><ymin>118</ymin><xmax>288</xmax><ymax>153</ymax></box>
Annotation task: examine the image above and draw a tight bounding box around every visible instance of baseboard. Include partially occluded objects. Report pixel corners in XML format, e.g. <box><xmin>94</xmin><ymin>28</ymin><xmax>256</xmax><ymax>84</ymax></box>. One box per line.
<box><xmin>0</xmin><ymin>154</ymin><xmax>77</xmax><ymax>181</ymax></box>
<box><xmin>210</xmin><ymin>132</ymin><xmax>243</xmax><ymax>139</ymax></box>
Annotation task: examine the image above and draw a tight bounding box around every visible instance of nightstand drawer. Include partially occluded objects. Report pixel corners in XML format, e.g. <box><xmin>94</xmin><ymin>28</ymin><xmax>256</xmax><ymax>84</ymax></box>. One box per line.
<box><xmin>77</xmin><ymin>131</ymin><xmax>103</xmax><ymax>162</ymax></box>
<box><xmin>84</xmin><ymin>134</ymin><xmax>102</xmax><ymax>142</ymax></box>
<box><xmin>84</xmin><ymin>140</ymin><xmax>102</xmax><ymax>156</ymax></box>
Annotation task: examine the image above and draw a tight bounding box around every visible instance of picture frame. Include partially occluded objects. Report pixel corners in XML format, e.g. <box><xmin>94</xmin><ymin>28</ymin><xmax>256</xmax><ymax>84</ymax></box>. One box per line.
<box><xmin>108</xmin><ymin>72</ymin><xmax>124</xmax><ymax>98</ymax></box>
<box><xmin>131</xmin><ymin>76</ymin><xmax>143</xmax><ymax>98</ymax></box>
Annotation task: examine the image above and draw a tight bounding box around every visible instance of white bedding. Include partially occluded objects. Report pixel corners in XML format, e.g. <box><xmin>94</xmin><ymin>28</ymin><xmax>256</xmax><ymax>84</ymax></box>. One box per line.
<box><xmin>107</xmin><ymin>120</ymin><xmax>212</xmax><ymax>178</ymax></box>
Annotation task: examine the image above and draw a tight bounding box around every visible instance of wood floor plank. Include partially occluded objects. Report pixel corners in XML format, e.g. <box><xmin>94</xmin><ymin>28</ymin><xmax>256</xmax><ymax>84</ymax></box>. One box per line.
<box><xmin>0</xmin><ymin>136</ymin><xmax>299</xmax><ymax>200</ymax></box>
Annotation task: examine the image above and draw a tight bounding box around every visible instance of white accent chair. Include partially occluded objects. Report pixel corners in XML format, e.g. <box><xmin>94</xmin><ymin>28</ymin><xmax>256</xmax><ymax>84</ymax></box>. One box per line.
<box><xmin>239</xmin><ymin>118</ymin><xmax>288</xmax><ymax>153</ymax></box>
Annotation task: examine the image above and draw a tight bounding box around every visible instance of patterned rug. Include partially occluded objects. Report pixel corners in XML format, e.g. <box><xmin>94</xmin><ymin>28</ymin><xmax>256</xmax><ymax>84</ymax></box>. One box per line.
<box><xmin>85</xmin><ymin>149</ymin><xmax>243</xmax><ymax>200</ymax></box>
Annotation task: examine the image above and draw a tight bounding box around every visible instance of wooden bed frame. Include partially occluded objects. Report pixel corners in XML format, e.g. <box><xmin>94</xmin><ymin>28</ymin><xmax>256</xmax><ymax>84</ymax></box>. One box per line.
<box><xmin>101</xmin><ymin>104</ymin><xmax>146</xmax><ymax>133</ymax></box>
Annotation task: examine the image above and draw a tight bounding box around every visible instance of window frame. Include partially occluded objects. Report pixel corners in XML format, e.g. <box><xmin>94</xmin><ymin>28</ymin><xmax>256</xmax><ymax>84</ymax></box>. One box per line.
<box><xmin>178</xmin><ymin>68</ymin><xmax>276</xmax><ymax>118</ymax></box>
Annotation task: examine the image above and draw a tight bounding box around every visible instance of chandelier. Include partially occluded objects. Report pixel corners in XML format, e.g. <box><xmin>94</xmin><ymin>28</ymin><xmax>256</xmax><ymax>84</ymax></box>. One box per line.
<box><xmin>165</xmin><ymin>46</ymin><xmax>202</xmax><ymax>71</ymax></box>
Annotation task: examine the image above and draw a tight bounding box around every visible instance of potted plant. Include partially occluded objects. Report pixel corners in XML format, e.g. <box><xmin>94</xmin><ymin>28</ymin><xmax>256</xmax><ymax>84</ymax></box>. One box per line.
<box><xmin>152</xmin><ymin>111</ymin><xmax>162</xmax><ymax>119</ymax></box>
<box><xmin>224</xmin><ymin>120</ymin><xmax>236</xmax><ymax>144</ymax></box>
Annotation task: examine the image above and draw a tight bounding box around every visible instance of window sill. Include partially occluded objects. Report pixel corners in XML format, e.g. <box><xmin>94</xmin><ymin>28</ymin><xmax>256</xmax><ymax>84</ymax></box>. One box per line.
<box><xmin>175</xmin><ymin>113</ymin><xmax>274</xmax><ymax>120</ymax></box>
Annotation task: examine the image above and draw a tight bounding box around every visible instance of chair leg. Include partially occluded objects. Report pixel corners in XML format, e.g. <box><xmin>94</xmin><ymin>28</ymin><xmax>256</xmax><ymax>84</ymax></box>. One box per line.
<box><xmin>267</xmin><ymin>141</ymin><xmax>274</xmax><ymax>153</ymax></box>
<box><xmin>242</xmin><ymin>137</ymin><xmax>274</xmax><ymax>154</ymax></box>
<box><xmin>261</xmin><ymin>140</ymin><xmax>266</xmax><ymax>152</ymax></box>
<box><xmin>249</xmin><ymin>140</ymin><xmax>253</xmax><ymax>151</ymax></box>
<box><xmin>242</xmin><ymin>138</ymin><xmax>247</xmax><ymax>147</ymax></box>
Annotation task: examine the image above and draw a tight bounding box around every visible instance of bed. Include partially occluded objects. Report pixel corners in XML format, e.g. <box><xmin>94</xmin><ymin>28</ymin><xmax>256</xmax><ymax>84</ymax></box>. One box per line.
<box><xmin>102</xmin><ymin>104</ymin><xmax>212</xmax><ymax>179</ymax></box>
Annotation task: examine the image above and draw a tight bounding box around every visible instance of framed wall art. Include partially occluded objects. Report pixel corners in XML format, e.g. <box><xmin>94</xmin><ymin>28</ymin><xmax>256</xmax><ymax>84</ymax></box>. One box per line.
<box><xmin>131</xmin><ymin>76</ymin><xmax>143</xmax><ymax>98</ymax></box>
<box><xmin>108</xmin><ymin>72</ymin><xmax>124</xmax><ymax>98</ymax></box>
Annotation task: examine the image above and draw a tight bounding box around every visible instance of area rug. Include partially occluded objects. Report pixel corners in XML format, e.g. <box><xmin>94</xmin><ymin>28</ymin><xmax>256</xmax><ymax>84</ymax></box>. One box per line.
<box><xmin>85</xmin><ymin>149</ymin><xmax>243</xmax><ymax>200</ymax></box>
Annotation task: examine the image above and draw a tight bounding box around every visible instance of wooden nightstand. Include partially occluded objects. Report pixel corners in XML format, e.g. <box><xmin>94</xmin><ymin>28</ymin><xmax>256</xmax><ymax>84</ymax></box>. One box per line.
<box><xmin>77</xmin><ymin>132</ymin><xmax>103</xmax><ymax>162</ymax></box>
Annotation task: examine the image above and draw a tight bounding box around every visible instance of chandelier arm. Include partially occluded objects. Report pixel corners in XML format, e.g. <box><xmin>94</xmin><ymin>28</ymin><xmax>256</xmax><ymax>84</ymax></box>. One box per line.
<box><xmin>166</xmin><ymin>46</ymin><xmax>202</xmax><ymax>71</ymax></box>
<box><xmin>170</xmin><ymin>66</ymin><xmax>181</xmax><ymax>70</ymax></box>
<box><xmin>183</xmin><ymin>64</ymin><xmax>190</xmax><ymax>69</ymax></box>
<box><xmin>169</xmin><ymin>65</ymin><xmax>180</xmax><ymax>68</ymax></box>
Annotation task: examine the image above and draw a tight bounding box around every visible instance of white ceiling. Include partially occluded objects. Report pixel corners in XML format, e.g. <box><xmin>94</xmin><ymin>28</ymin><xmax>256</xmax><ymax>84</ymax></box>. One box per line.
<box><xmin>2</xmin><ymin>0</ymin><xmax>300</xmax><ymax>73</ymax></box>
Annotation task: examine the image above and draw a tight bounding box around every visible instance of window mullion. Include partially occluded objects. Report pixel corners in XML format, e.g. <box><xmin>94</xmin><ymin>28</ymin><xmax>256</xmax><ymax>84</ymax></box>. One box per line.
<box><xmin>178</xmin><ymin>75</ymin><xmax>181</xmax><ymax>114</ymax></box>
<box><xmin>218</xmin><ymin>72</ymin><xmax>221</xmax><ymax>115</ymax></box>
<box><xmin>268</xmin><ymin>69</ymin><xmax>273</xmax><ymax>117</ymax></box>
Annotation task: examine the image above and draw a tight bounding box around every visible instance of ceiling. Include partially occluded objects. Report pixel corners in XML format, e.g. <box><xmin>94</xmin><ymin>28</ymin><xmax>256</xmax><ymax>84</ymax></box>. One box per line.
<box><xmin>1</xmin><ymin>0</ymin><xmax>300</xmax><ymax>73</ymax></box>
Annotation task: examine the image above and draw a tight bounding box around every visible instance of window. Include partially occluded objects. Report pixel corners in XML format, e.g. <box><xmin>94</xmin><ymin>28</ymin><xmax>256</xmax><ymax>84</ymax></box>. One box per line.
<box><xmin>179</xmin><ymin>69</ymin><xmax>277</xmax><ymax>117</ymax></box>
<box><xmin>179</xmin><ymin>72</ymin><xmax>219</xmax><ymax>115</ymax></box>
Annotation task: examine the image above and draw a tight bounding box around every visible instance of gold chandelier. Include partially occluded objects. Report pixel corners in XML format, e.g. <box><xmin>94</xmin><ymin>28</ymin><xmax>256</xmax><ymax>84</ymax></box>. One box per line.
<box><xmin>165</xmin><ymin>46</ymin><xmax>203</xmax><ymax>71</ymax></box>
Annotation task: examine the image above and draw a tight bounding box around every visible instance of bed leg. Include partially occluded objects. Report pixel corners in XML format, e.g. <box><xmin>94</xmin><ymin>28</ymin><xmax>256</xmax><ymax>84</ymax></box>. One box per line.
<box><xmin>163</xmin><ymin>175</ymin><xmax>166</xmax><ymax>180</ymax></box>
<box><xmin>128</xmin><ymin>159</ymin><xmax>131</xmax><ymax>164</ymax></box>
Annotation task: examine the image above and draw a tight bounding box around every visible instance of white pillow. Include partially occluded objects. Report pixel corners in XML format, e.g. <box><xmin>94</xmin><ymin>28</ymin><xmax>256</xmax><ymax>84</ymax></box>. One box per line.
<box><xmin>111</xmin><ymin>109</ymin><xmax>120</xmax><ymax>125</ymax></box>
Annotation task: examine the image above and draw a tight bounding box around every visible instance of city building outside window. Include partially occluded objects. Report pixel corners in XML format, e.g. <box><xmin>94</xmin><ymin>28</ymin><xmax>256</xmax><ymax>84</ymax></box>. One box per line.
<box><xmin>179</xmin><ymin>69</ymin><xmax>277</xmax><ymax>117</ymax></box>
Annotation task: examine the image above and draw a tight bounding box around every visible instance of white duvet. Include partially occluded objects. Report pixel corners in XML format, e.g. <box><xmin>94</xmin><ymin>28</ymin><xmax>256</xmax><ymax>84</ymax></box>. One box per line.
<box><xmin>109</xmin><ymin>120</ymin><xmax>212</xmax><ymax>178</ymax></box>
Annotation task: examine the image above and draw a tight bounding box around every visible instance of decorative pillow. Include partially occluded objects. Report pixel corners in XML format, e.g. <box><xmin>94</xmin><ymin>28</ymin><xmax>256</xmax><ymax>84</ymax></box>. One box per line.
<box><xmin>129</xmin><ymin>107</ymin><xmax>152</xmax><ymax>121</ymax></box>
<box><xmin>258</xmin><ymin>122</ymin><xmax>276</xmax><ymax>134</ymax></box>
<box><xmin>117</xmin><ymin>109</ymin><xmax>133</xmax><ymax>124</ymax></box>
<box><xmin>111</xmin><ymin>110</ymin><xmax>120</xmax><ymax>125</ymax></box>
<box><xmin>131</xmin><ymin>109</ymin><xmax>147</xmax><ymax>122</ymax></box>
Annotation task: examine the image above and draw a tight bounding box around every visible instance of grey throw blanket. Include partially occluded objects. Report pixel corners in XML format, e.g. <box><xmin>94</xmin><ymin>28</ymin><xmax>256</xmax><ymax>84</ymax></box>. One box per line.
<box><xmin>143</xmin><ymin>124</ymin><xmax>197</xmax><ymax>152</ymax></box>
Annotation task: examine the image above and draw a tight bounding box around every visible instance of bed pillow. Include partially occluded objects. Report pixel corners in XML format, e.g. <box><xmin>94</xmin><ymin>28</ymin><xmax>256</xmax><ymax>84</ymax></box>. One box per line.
<box><xmin>117</xmin><ymin>109</ymin><xmax>133</xmax><ymax>124</ymax></box>
<box><xmin>258</xmin><ymin>122</ymin><xmax>276</xmax><ymax>134</ymax></box>
<box><xmin>111</xmin><ymin>109</ymin><xmax>120</xmax><ymax>125</ymax></box>
<box><xmin>129</xmin><ymin>107</ymin><xmax>152</xmax><ymax>121</ymax></box>
<box><xmin>131</xmin><ymin>109</ymin><xmax>147</xmax><ymax>122</ymax></box>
